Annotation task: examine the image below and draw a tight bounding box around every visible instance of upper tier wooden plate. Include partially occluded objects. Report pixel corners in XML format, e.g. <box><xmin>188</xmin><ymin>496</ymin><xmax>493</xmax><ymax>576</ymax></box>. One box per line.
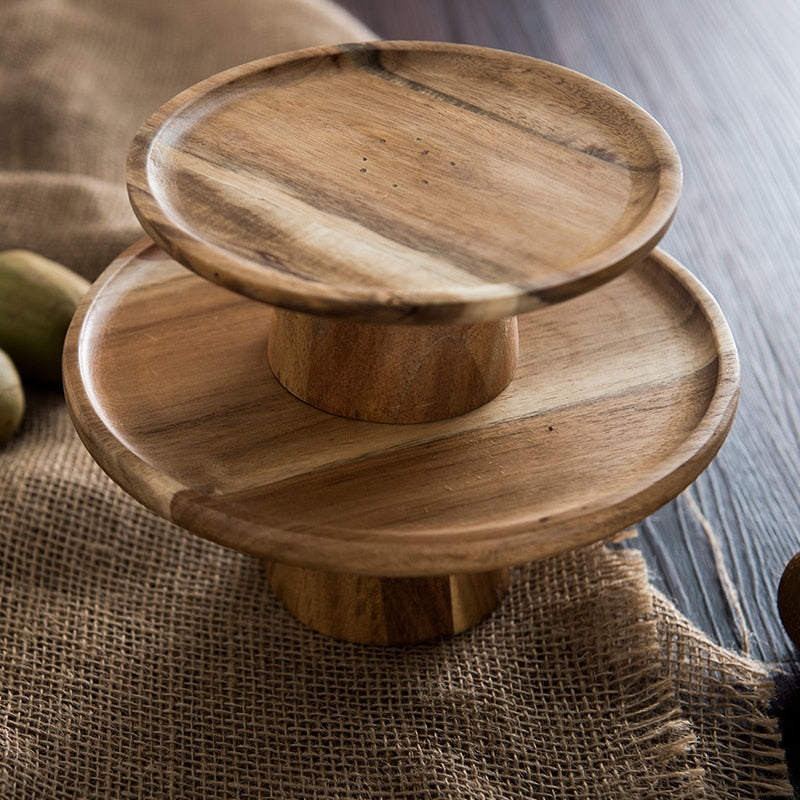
<box><xmin>126</xmin><ymin>41</ymin><xmax>682</xmax><ymax>323</ymax></box>
<box><xmin>63</xmin><ymin>239</ymin><xmax>738</xmax><ymax>576</ymax></box>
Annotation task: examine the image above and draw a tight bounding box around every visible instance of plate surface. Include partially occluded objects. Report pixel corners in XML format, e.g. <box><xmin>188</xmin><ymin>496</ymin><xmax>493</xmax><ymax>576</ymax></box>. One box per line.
<box><xmin>126</xmin><ymin>41</ymin><xmax>681</xmax><ymax>323</ymax></box>
<box><xmin>64</xmin><ymin>239</ymin><xmax>738</xmax><ymax>576</ymax></box>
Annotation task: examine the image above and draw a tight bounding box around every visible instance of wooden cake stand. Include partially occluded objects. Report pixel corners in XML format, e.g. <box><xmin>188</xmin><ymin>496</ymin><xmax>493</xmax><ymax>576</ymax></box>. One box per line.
<box><xmin>63</xmin><ymin>42</ymin><xmax>739</xmax><ymax>644</ymax></box>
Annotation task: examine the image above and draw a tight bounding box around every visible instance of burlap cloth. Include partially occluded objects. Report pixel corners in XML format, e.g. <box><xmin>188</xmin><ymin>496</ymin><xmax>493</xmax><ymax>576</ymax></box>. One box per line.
<box><xmin>0</xmin><ymin>0</ymin><xmax>793</xmax><ymax>797</ymax></box>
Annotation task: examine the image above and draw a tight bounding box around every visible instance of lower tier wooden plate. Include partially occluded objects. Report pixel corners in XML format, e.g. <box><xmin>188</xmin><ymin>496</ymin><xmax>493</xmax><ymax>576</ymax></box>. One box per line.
<box><xmin>63</xmin><ymin>238</ymin><xmax>738</xmax><ymax>576</ymax></box>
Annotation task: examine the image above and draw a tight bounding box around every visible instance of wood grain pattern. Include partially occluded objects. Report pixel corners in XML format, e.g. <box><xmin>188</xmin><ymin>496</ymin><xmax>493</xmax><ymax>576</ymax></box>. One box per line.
<box><xmin>267</xmin><ymin>309</ymin><xmax>518</xmax><ymax>422</ymax></box>
<box><xmin>264</xmin><ymin>562</ymin><xmax>510</xmax><ymax>644</ymax></box>
<box><xmin>63</xmin><ymin>239</ymin><xmax>738</xmax><ymax>578</ymax></box>
<box><xmin>125</xmin><ymin>41</ymin><xmax>681</xmax><ymax>324</ymax></box>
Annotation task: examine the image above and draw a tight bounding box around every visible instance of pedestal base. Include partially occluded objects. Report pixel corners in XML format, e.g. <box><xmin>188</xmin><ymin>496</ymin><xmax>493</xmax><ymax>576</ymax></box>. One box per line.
<box><xmin>264</xmin><ymin>562</ymin><xmax>510</xmax><ymax>645</ymax></box>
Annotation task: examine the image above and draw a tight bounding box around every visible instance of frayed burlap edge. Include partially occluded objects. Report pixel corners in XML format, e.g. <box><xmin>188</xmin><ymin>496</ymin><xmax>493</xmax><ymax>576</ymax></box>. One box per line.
<box><xmin>651</xmin><ymin>590</ymin><xmax>794</xmax><ymax>799</ymax></box>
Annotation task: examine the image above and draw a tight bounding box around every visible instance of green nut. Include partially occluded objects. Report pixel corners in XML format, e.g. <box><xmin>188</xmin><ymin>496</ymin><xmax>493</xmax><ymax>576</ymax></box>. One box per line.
<box><xmin>0</xmin><ymin>348</ymin><xmax>24</xmax><ymax>443</ymax></box>
<box><xmin>0</xmin><ymin>249</ymin><xmax>90</xmax><ymax>384</ymax></box>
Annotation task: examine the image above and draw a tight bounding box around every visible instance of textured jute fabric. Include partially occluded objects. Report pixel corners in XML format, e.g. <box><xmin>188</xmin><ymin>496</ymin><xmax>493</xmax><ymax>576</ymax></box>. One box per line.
<box><xmin>0</xmin><ymin>0</ymin><xmax>793</xmax><ymax>797</ymax></box>
<box><xmin>0</xmin><ymin>0</ymin><xmax>372</xmax><ymax>279</ymax></box>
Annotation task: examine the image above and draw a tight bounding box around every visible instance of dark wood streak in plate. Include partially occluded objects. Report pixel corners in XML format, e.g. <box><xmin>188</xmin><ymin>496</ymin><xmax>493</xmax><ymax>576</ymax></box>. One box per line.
<box><xmin>339</xmin><ymin>43</ymin><xmax>666</xmax><ymax>172</ymax></box>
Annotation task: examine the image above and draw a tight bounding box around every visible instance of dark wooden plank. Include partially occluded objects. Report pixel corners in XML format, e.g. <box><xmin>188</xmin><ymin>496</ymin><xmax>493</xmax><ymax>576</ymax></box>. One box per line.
<box><xmin>337</xmin><ymin>0</ymin><xmax>800</xmax><ymax>670</ymax></box>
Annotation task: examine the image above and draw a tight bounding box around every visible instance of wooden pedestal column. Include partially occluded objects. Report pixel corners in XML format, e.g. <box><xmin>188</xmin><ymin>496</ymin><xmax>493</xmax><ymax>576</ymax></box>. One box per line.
<box><xmin>264</xmin><ymin>310</ymin><xmax>519</xmax><ymax>643</ymax></box>
<box><xmin>265</xmin><ymin>562</ymin><xmax>511</xmax><ymax>645</ymax></box>
<box><xmin>267</xmin><ymin>309</ymin><xmax>519</xmax><ymax>424</ymax></box>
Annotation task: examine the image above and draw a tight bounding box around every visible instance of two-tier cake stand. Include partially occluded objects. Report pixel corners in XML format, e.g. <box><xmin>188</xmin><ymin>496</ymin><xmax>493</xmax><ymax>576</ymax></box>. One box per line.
<box><xmin>63</xmin><ymin>42</ymin><xmax>739</xmax><ymax>644</ymax></box>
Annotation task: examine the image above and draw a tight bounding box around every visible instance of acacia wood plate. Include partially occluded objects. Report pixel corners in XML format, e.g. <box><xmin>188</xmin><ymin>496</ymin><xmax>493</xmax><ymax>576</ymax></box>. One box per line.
<box><xmin>126</xmin><ymin>41</ymin><xmax>681</xmax><ymax>323</ymax></box>
<box><xmin>63</xmin><ymin>239</ymin><xmax>739</xmax><ymax>576</ymax></box>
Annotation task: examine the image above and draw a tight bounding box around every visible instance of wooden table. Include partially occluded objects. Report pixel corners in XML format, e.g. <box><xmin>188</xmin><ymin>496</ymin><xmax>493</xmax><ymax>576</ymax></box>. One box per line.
<box><xmin>337</xmin><ymin>0</ymin><xmax>800</xmax><ymax>779</ymax></box>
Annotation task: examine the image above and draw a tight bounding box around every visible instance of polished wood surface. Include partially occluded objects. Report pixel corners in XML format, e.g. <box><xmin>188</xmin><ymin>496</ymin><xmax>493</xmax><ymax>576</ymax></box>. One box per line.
<box><xmin>264</xmin><ymin>562</ymin><xmax>510</xmax><ymax>644</ymax></box>
<box><xmin>63</xmin><ymin>239</ymin><xmax>737</xmax><ymax>578</ymax></box>
<box><xmin>268</xmin><ymin>310</ymin><xmax>518</xmax><ymax>422</ymax></box>
<box><xmin>125</xmin><ymin>41</ymin><xmax>680</xmax><ymax>324</ymax></box>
